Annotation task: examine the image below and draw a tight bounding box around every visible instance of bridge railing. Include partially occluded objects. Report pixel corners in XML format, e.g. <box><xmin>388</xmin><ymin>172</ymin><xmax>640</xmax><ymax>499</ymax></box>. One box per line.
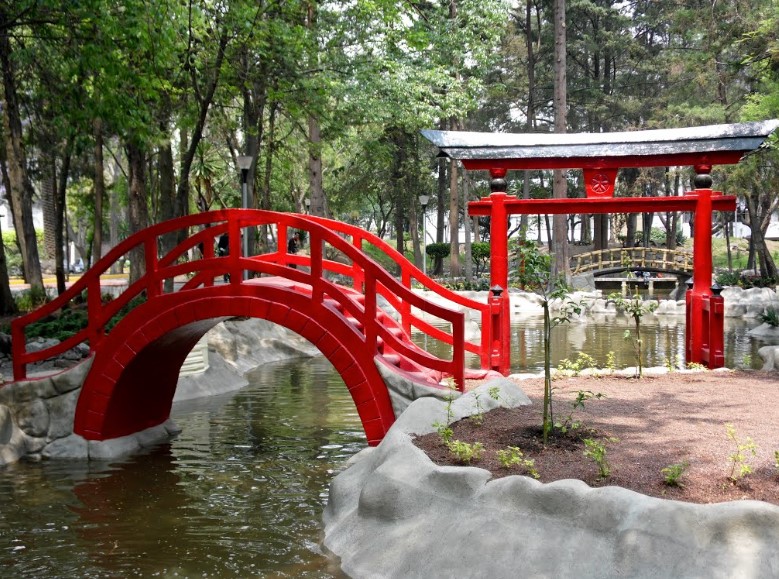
<box><xmin>11</xmin><ymin>210</ymin><xmax>486</xmax><ymax>389</ymax></box>
<box><xmin>302</xmin><ymin>215</ymin><xmax>492</xmax><ymax>366</ymax></box>
<box><xmin>571</xmin><ymin>247</ymin><xmax>694</xmax><ymax>275</ymax></box>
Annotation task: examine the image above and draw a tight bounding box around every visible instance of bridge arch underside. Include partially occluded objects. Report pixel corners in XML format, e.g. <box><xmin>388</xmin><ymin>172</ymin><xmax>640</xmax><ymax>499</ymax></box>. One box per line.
<box><xmin>74</xmin><ymin>286</ymin><xmax>396</xmax><ymax>446</ymax></box>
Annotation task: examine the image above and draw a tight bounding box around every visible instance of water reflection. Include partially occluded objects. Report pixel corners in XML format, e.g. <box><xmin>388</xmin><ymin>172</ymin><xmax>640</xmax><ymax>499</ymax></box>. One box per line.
<box><xmin>0</xmin><ymin>357</ymin><xmax>363</xmax><ymax>578</ymax></box>
<box><xmin>418</xmin><ymin>316</ymin><xmax>771</xmax><ymax>373</ymax></box>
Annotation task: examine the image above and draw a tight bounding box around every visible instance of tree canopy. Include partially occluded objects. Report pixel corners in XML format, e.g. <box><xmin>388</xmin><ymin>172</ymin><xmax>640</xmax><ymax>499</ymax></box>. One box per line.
<box><xmin>1</xmin><ymin>0</ymin><xmax>778</xmax><ymax>311</ymax></box>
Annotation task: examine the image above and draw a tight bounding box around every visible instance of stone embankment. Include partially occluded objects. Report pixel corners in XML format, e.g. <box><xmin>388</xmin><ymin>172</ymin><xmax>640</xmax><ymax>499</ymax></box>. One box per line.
<box><xmin>0</xmin><ymin>318</ymin><xmax>320</xmax><ymax>465</ymax></box>
<box><xmin>323</xmin><ymin>378</ymin><xmax>779</xmax><ymax>579</ymax></box>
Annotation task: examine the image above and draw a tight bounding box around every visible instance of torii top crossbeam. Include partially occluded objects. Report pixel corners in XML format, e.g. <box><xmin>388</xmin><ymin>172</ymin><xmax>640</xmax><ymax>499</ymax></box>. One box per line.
<box><xmin>422</xmin><ymin>120</ymin><xmax>779</xmax><ymax>172</ymax></box>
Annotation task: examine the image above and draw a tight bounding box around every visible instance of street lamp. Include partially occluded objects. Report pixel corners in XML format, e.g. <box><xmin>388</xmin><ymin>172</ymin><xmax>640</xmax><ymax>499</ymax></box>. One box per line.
<box><xmin>305</xmin><ymin>198</ymin><xmax>311</xmax><ymax>213</ymax></box>
<box><xmin>237</xmin><ymin>155</ymin><xmax>252</xmax><ymax>280</ymax></box>
<box><xmin>418</xmin><ymin>194</ymin><xmax>430</xmax><ymax>276</ymax></box>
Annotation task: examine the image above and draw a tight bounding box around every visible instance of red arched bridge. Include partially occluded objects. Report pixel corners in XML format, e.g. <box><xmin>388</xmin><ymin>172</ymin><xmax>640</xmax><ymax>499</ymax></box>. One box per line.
<box><xmin>11</xmin><ymin>210</ymin><xmax>502</xmax><ymax>445</ymax></box>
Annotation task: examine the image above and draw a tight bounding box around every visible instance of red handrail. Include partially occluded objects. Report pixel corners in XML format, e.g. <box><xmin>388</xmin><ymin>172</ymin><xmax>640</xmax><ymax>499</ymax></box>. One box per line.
<box><xmin>11</xmin><ymin>210</ymin><xmax>491</xmax><ymax>389</ymax></box>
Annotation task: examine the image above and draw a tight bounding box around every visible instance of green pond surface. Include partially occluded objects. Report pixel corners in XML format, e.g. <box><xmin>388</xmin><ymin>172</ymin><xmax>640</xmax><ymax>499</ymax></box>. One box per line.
<box><xmin>0</xmin><ymin>316</ymin><xmax>772</xmax><ymax>576</ymax></box>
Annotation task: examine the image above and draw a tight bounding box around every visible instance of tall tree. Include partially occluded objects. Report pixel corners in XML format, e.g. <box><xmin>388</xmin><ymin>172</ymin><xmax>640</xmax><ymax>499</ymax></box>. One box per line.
<box><xmin>0</xmin><ymin>4</ymin><xmax>43</xmax><ymax>290</ymax></box>
<box><xmin>551</xmin><ymin>0</ymin><xmax>570</xmax><ymax>283</ymax></box>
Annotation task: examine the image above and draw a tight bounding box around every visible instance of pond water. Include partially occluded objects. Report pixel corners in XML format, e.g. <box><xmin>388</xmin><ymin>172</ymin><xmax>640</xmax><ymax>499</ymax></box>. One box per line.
<box><xmin>0</xmin><ymin>315</ymin><xmax>772</xmax><ymax>576</ymax></box>
<box><xmin>0</xmin><ymin>357</ymin><xmax>362</xmax><ymax>578</ymax></box>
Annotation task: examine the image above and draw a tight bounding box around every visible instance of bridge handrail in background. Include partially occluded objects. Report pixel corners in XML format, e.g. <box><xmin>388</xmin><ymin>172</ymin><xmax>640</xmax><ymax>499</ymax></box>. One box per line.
<box><xmin>571</xmin><ymin>247</ymin><xmax>694</xmax><ymax>276</ymax></box>
<box><xmin>11</xmin><ymin>210</ymin><xmax>483</xmax><ymax>389</ymax></box>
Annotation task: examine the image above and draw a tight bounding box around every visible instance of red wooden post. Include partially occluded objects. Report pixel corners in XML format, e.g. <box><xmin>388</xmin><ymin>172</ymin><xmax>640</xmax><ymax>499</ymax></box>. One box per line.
<box><xmin>708</xmin><ymin>285</ymin><xmax>726</xmax><ymax>368</ymax></box>
<box><xmin>488</xmin><ymin>167</ymin><xmax>511</xmax><ymax>374</ymax></box>
<box><xmin>685</xmin><ymin>165</ymin><xmax>715</xmax><ymax>366</ymax></box>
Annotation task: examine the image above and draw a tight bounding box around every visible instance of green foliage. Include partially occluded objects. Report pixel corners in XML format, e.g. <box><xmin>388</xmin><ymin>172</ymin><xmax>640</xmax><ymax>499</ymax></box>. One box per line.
<box><xmin>15</xmin><ymin>286</ymin><xmax>50</xmax><ymax>313</ymax></box>
<box><xmin>686</xmin><ymin>362</ymin><xmax>706</xmax><ymax>371</ymax></box>
<box><xmin>661</xmin><ymin>461</ymin><xmax>689</xmax><ymax>487</ymax></box>
<box><xmin>470</xmin><ymin>242</ymin><xmax>491</xmax><ymax>275</ymax></box>
<box><xmin>496</xmin><ymin>446</ymin><xmax>539</xmax><ymax>479</ymax></box>
<box><xmin>663</xmin><ymin>354</ymin><xmax>681</xmax><ymax>372</ymax></box>
<box><xmin>557</xmin><ymin>352</ymin><xmax>598</xmax><ymax>377</ymax></box>
<box><xmin>554</xmin><ymin>390</ymin><xmax>605</xmax><ymax>435</ymax></box>
<box><xmin>105</xmin><ymin>294</ymin><xmax>147</xmax><ymax>334</ymax></box>
<box><xmin>425</xmin><ymin>243</ymin><xmax>450</xmax><ymax>260</ymax></box>
<box><xmin>433</xmin><ymin>379</ymin><xmax>459</xmax><ymax>444</ymax></box>
<box><xmin>714</xmin><ymin>270</ymin><xmax>742</xmax><ymax>287</ymax></box>
<box><xmin>605</xmin><ymin>351</ymin><xmax>617</xmax><ymax>372</ymax></box>
<box><xmin>25</xmin><ymin>308</ymin><xmax>89</xmax><ymax>342</ymax></box>
<box><xmin>446</xmin><ymin>440</ymin><xmax>484</xmax><ymax>465</ymax></box>
<box><xmin>725</xmin><ymin>423</ymin><xmax>758</xmax><ymax>482</ymax></box>
<box><xmin>759</xmin><ymin>308</ymin><xmax>779</xmax><ymax>328</ymax></box>
<box><xmin>583</xmin><ymin>438</ymin><xmax>617</xmax><ymax>479</ymax></box>
<box><xmin>512</xmin><ymin>239</ymin><xmax>551</xmax><ymax>291</ymax></box>
<box><xmin>608</xmin><ymin>292</ymin><xmax>659</xmax><ymax>378</ymax></box>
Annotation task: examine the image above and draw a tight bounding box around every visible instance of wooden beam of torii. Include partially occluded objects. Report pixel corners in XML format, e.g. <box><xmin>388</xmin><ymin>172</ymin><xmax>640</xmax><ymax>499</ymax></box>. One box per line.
<box><xmin>422</xmin><ymin>120</ymin><xmax>779</xmax><ymax>373</ymax></box>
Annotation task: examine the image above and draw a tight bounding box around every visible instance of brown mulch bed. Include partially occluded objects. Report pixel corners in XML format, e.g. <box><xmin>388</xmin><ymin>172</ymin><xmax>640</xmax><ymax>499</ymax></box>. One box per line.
<box><xmin>413</xmin><ymin>370</ymin><xmax>779</xmax><ymax>506</ymax></box>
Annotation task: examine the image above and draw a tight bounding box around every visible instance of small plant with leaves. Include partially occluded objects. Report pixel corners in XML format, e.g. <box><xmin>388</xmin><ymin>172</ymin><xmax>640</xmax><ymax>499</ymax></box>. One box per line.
<box><xmin>608</xmin><ymin>291</ymin><xmax>658</xmax><ymax>378</ymax></box>
<box><xmin>447</xmin><ymin>440</ymin><xmax>484</xmax><ymax>465</ymax></box>
<box><xmin>557</xmin><ymin>352</ymin><xmax>598</xmax><ymax>377</ymax></box>
<box><xmin>686</xmin><ymin>361</ymin><xmax>706</xmax><ymax>371</ymax></box>
<box><xmin>759</xmin><ymin>307</ymin><xmax>779</xmax><ymax>328</ymax></box>
<box><xmin>469</xmin><ymin>391</ymin><xmax>487</xmax><ymax>426</ymax></box>
<box><xmin>488</xmin><ymin>385</ymin><xmax>501</xmax><ymax>401</ymax></box>
<box><xmin>726</xmin><ymin>423</ymin><xmax>758</xmax><ymax>481</ymax></box>
<box><xmin>661</xmin><ymin>461</ymin><xmax>689</xmax><ymax>487</ymax></box>
<box><xmin>496</xmin><ymin>446</ymin><xmax>539</xmax><ymax>479</ymax></box>
<box><xmin>583</xmin><ymin>437</ymin><xmax>618</xmax><ymax>479</ymax></box>
<box><xmin>432</xmin><ymin>379</ymin><xmax>459</xmax><ymax>444</ymax></box>
<box><xmin>663</xmin><ymin>354</ymin><xmax>681</xmax><ymax>373</ymax></box>
<box><xmin>554</xmin><ymin>390</ymin><xmax>605</xmax><ymax>434</ymax></box>
<box><xmin>774</xmin><ymin>450</ymin><xmax>779</xmax><ymax>472</ymax></box>
<box><xmin>604</xmin><ymin>351</ymin><xmax>617</xmax><ymax>372</ymax></box>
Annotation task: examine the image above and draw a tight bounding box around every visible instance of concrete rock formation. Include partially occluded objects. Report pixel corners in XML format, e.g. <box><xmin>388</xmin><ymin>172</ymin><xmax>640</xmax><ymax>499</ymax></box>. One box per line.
<box><xmin>0</xmin><ymin>318</ymin><xmax>318</xmax><ymax>465</ymax></box>
<box><xmin>323</xmin><ymin>379</ymin><xmax>779</xmax><ymax>579</ymax></box>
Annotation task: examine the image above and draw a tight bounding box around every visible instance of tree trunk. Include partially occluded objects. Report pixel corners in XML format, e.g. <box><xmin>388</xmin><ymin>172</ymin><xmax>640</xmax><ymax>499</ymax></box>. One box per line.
<box><xmin>41</xmin><ymin>153</ymin><xmax>57</xmax><ymax>261</ymax></box>
<box><xmin>54</xmin><ymin>137</ymin><xmax>73</xmax><ymax>295</ymax></box>
<box><xmin>0</xmin><ymin>21</ymin><xmax>43</xmax><ymax>290</ymax></box>
<box><xmin>157</xmin><ymin>137</ymin><xmax>176</xmax><ymax>292</ymax></box>
<box><xmin>0</xmin><ymin>147</ymin><xmax>17</xmax><ymax>314</ymax></box>
<box><xmin>93</xmin><ymin>118</ymin><xmax>105</xmax><ymax>264</ymax></box>
<box><xmin>308</xmin><ymin>115</ymin><xmax>324</xmax><ymax>217</ymax></box>
<box><xmin>449</xmin><ymin>157</ymin><xmax>460</xmax><ymax>277</ymax></box>
<box><xmin>108</xmin><ymin>153</ymin><xmax>123</xmax><ymax>274</ymax></box>
<box><xmin>434</xmin><ymin>131</ymin><xmax>447</xmax><ymax>275</ymax></box>
<box><xmin>746</xmin><ymin>186</ymin><xmax>778</xmax><ymax>279</ymax></box>
<box><xmin>463</xmin><ymin>176</ymin><xmax>472</xmax><ymax>282</ymax></box>
<box><xmin>127</xmin><ymin>141</ymin><xmax>149</xmax><ymax>284</ymax></box>
<box><xmin>552</xmin><ymin>0</ymin><xmax>570</xmax><ymax>284</ymax></box>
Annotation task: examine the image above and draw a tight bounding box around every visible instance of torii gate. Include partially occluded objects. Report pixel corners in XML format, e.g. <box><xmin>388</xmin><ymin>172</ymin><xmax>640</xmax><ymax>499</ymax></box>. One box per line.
<box><xmin>423</xmin><ymin>120</ymin><xmax>779</xmax><ymax>371</ymax></box>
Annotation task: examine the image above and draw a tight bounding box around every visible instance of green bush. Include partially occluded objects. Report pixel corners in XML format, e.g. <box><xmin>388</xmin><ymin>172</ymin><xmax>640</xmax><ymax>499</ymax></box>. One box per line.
<box><xmin>425</xmin><ymin>242</ymin><xmax>450</xmax><ymax>260</ymax></box>
<box><xmin>15</xmin><ymin>286</ymin><xmax>50</xmax><ymax>312</ymax></box>
<box><xmin>759</xmin><ymin>308</ymin><xmax>779</xmax><ymax>328</ymax></box>
<box><xmin>714</xmin><ymin>270</ymin><xmax>741</xmax><ymax>287</ymax></box>
<box><xmin>471</xmin><ymin>242</ymin><xmax>491</xmax><ymax>275</ymax></box>
<box><xmin>25</xmin><ymin>308</ymin><xmax>89</xmax><ymax>342</ymax></box>
<box><xmin>512</xmin><ymin>239</ymin><xmax>550</xmax><ymax>290</ymax></box>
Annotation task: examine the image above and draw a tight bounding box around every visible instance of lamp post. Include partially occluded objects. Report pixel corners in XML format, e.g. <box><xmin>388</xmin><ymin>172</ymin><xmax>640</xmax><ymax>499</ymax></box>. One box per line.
<box><xmin>305</xmin><ymin>198</ymin><xmax>311</xmax><ymax>214</ymax></box>
<box><xmin>418</xmin><ymin>194</ymin><xmax>430</xmax><ymax>276</ymax></box>
<box><xmin>237</xmin><ymin>155</ymin><xmax>252</xmax><ymax>280</ymax></box>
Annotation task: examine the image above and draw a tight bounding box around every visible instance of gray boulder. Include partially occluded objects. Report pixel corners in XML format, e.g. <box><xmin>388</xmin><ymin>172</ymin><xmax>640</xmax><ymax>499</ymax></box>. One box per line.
<box><xmin>323</xmin><ymin>380</ymin><xmax>779</xmax><ymax>579</ymax></box>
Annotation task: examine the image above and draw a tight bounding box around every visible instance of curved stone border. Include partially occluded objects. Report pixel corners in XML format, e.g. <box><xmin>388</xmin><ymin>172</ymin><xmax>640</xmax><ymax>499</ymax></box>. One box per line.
<box><xmin>323</xmin><ymin>378</ymin><xmax>779</xmax><ymax>578</ymax></box>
